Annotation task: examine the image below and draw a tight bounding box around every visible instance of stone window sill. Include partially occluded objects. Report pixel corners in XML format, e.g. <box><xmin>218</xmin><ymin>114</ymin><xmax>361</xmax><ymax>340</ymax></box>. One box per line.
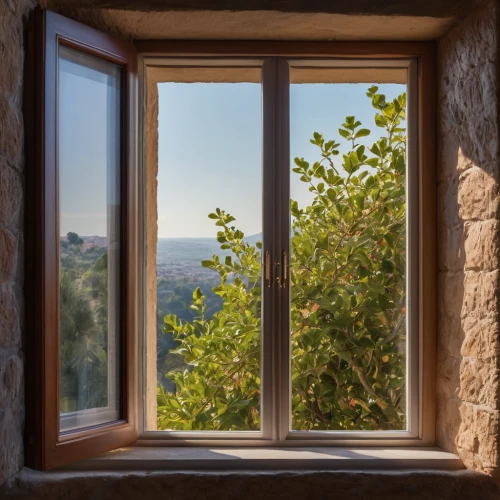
<box><xmin>60</xmin><ymin>446</ymin><xmax>463</xmax><ymax>471</ymax></box>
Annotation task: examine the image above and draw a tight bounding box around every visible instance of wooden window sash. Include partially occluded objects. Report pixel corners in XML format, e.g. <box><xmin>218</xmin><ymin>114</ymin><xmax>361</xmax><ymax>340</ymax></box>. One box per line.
<box><xmin>25</xmin><ymin>8</ymin><xmax>138</xmax><ymax>470</ymax></box>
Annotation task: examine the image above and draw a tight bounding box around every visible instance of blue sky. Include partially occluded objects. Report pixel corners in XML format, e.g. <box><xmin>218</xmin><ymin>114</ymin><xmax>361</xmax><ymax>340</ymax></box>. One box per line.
<box><xmin>59</xmin><ymin>48</ymin><xmax>120</xmax><ymax>238</ymax></box>
<box><xmin>157</xmin><ymin>80</ymin><xmax>405</xmax><ymax>238</ymax></box>
<box><xmin>58</xmin><ymin>57</ymin><xmax>405</xmax><ymax>239</ymax></box>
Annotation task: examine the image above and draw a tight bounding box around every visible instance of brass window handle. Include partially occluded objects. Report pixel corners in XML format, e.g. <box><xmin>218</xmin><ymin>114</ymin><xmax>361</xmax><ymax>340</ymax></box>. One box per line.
<box><xmin>265</xmin><ymin>251</ymin><xmax>271</xmax><ymax>287</ymax></box>
<box><xmin>264</xmin><ymin>250</ymin><xmax>288</xmax><ymax>288</ymax></box>
<box><xmin>282</xmin><ymin>250</ymin><xmax>288</xmax><ymax>288</ymax></box>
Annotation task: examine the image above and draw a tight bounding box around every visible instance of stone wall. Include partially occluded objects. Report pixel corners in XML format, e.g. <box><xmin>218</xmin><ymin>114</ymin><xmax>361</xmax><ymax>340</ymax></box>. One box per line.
<box><xmin>0</xmin><ymin>0</ymin><xmax>500</xmax><ymax>492</ymax></box>
<box><xmin>437</xmin><ymin>0</ymin><xmax>500</xmax><ymax>478</ymax></box>
<box><xmin>0</xmin><ymin>0</ymin><xmax>38</xmax><ymax>486</ymax></box>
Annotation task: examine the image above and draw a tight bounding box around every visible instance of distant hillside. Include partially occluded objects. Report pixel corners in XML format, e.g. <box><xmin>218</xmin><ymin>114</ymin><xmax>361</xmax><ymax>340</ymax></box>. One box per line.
<box><xmin>81</xmin><ymin>235</ymin><xmax>108</xmax><ymax>248</ymax></box>
<box><xmin>156</xmin><ymin>233</ymin><xmax>263</xmax><ymax>281</ymax></box>
<box><xmin>244</xmin><ymin>233</ymin><xmax>262</xmax><ymax>246</ymax></box>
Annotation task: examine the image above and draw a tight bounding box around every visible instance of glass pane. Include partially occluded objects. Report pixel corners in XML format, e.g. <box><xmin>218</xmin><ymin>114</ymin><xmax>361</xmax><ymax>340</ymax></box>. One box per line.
<box><xmin>289</xmin><ymin>70</ymin><xmax>407</xmax><ymax>431</ymax></box>
<box><xmin>155</xmin><ymin>74</ymin><xmax>262</xmax><ymax>431</ymax></box>
<box><xmin>58</xmin><ymin>46</ymin><xmax>121</xmax><ymax>432</ymax></box>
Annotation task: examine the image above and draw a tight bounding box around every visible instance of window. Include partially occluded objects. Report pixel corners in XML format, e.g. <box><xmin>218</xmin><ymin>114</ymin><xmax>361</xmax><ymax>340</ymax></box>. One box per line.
<box><xmin>26</xmin><ymin>10</ymin><xmax>436</xmax><ymax>470</ymax></box>
<box><xmin>58</xmin><ymin>45</ymin><xmax>123</xmax><ymax>433</ymax></box>
<box><xmin>25</xmin><ymin>9</ymin><xmax>138</xmax><ymax>470</ymax></box>
<box><xmin>140</xmin><ymin>55</ymin><xmax>432</xmax><ymax>446</ymax></box>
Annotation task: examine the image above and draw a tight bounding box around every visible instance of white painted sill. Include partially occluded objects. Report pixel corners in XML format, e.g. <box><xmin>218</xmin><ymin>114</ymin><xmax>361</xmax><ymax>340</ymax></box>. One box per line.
<box><xmin>61</xmin><ymin>447</ymin><xmax>463</xmax><ymax>471</ymax></box>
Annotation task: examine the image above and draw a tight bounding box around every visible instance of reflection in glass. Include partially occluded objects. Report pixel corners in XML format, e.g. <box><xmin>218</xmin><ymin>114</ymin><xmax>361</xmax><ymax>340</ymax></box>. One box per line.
<box><xmin>289</xmin><ymin>78</ymin><xmax>407</xmax><ymax>430</ymax></box>
<box><xmin>155</xmin><ymin>80</ymin><xmax>262</xmax><ymax>431</ymax></box>
<box><xmin>58</xmin><ymin>46</ymin><xmax>121</xmax><ymax>432</ymax></box>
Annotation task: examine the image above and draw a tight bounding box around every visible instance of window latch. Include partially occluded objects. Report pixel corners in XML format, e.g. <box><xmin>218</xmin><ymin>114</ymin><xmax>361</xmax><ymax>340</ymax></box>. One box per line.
<box><xmin>265</xmin><ymin>251</ymin><xmax>272</xmax><ymax>287</ymax></box>
<box><xmin>281</xmin><ymin>250</ymin><xmax>288</xmax><ymax>289</ymax></box>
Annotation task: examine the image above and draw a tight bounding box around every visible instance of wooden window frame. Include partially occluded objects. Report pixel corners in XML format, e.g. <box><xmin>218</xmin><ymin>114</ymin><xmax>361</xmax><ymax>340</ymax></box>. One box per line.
<box><xmin>24</xmin><ymin>7</ymin><xmax>436</xmax><ymax>469</ymax></box>
<box><xmin>25</xmin><ymin>9</ymin><xmax>138</xmax><ymax>470</ymax></box>
<box><xmin>136</xmin><ymin>42</ymin><xmax>436</xmax><ymax>447</ymax></box>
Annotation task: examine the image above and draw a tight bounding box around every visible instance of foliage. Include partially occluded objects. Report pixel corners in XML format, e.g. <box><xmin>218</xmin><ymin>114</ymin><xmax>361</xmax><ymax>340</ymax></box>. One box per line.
<box><xmin>156</xmin><ymin>275</ymin><xmax>224</xmax><ymax>391</ymax></box>
<box><xmin>67</xmin><ymin>231</ymin><xmax>84</xmax><ymax>246</ymax></box>
<box><xmin>157</xmin><ymin>87</ymin><xmax>407</xmax><ymax>431</ymax></box>
<box><xmin>59</xmin><ymin>232</ymin><xmax>110</xmax><ymax>413</ymax></box>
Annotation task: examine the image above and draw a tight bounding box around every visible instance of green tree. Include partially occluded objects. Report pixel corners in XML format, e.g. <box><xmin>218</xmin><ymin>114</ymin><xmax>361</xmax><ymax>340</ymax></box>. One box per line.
<box><xmin>59</xmin><ymin>246</ymin><xmax>110</xmax><ymax>413</ymax></box>
<box><xmin>157</xmin><ymin>86</ymin><xmax>407</xmax><ymax>431</ymax></box>
<box><xmin>67</xmin><ymin>231</ymin><xmax>84</xmax><ymax>246</ymax></box>
<box><xmin>59</xmin><ymin>270</ymin><xmax>108</xmax><ymax>411</ymax></box>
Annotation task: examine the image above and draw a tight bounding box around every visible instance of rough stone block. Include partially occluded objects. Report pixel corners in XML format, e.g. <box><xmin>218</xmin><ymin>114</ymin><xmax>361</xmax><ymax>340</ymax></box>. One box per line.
<box><xmin>459</xmin><ymin>167</ymin><xmax>500</xmax><ymax>221</ymax></box>
<box><xmin>0</xmin><ymin>409</ymin><xmax>23</xmax><ymax>487</ymax></box>
<box><xmin>461</xmin><ymin>317</ymin><xmax>500</xmax><ymax>359</ymax></box>
<box><xmin>0</xmin><ymin>285</ymin><xmax>21</xmax><ymax>348</ymax></box>
<box><xmin>459</xmin><ymin>358</ymin><xmax>500</xmax><ymax>407</ymax></box>
<box><xmin>0</xmin><ymin>165</ymin><xmax>23</xmax><ymax>230</ymax></box>
<box><xmin>0</xmin><ymin>35</ymin><xmax>21</xmax><ymax>99</ymax></box>
<box><xmin>0</xmin><ymin>226</ymin><xmax>18</xmax><ymax>284</ymax></box>
<box><xmin>0</xmin><ymin>349</ymin><xmax>23</xmax><ymax>405</ymax></box>
<box><xmin>462</xmin><ymin>271</ymin><xmax>499</xmax><ymax>321</ymax></box>
<box><xmin>458</xmin><ymin>403</ymin><xmax>500</xmax><ymax>471</ymax></box>
<box><xmin>463</xmin><ymin>220</ymin><xmax>500</xmax><ymax>272</ymax></box>
<box><xmin>474</xmin><ymin>407</ymin><xmax>500</xmax><ymax>469</ymax></box>
<box><xmin>0</xmin><ymin>349</ymin><xmax>23</xmax><ymax>485</ymax></box>
<box><xmin>0</xmin><ymin>97</ymin><xmax>22</xmax><ymax>170</ymax></box>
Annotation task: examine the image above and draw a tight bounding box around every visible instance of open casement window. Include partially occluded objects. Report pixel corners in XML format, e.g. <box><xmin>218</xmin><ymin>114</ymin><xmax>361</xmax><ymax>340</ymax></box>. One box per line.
<box><xmin>25</xmin><ymin>10</ymin><xmax>138</xmax><ymax>470</ymax></box>
<box><xmin>26</xmin><ymin>8</ymin><xmax>436</xmax><ymax>471</ymax></box>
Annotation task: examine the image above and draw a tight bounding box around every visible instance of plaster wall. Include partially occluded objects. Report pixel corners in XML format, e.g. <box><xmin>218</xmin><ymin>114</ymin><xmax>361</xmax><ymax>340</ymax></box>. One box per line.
<box><xmin>437</xmin><ymin>0</ymin><xmax>500</xmax><ymax>478</ymax></box>
<box><xmin>39</xmin><ymin>0</ymin><xmax>464</xmax><ymax>42</ymax></box>
<box><xmin>39</xmin><ymin>6</ymin><xmax>459</xmax><ymax>42</ymax></box>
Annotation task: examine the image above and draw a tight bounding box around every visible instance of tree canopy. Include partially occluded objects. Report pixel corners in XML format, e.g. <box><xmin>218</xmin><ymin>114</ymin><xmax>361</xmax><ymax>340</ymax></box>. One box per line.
<box><xmin>157</xmin><ymin>86</ymin><xmax>407</xmax><ymax>431</ymax></box>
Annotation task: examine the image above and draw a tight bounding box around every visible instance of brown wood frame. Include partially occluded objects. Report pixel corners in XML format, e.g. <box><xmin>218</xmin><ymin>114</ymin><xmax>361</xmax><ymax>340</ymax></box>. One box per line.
<box><xmin>24</xmin><ymin>9</ymin><xmax>138</xmax><ymax>470</ymax></box>
<box><xmin>134</xmin><ymin>39</ymin><xmax>436</xmax><ymax>60</ymax></box>
<box><xmin>136</xmin><ymin>40</ymin><xmax>437</xmax><ymax>445</ymax></box>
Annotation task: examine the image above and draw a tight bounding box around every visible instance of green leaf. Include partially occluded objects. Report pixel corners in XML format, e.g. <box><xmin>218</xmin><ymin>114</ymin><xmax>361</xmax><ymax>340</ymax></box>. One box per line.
<box><xmin>326</xmin><ymin>188</ymin><xmax>337</xmax><ymax>202</ymax></box>
<box><xmin>365</xmin><ymin>158</ymin><xmax>379</xmax><ymax>168</ymax></box>
<box><xmin>353</xmin><ymin>194</ymin><xmax>365</xmax><ymax>210</ymax></box>
<box><xmin>354</xmin><ymin>128</ymin><xmax>371</xmax><ymax>139</ymax></box>
<box><xmin>338</xmin><ymin>128</ymin><xmax>350</xmax><ymax>139</ymax></box>
<box><xmin>375</xmin><ymin>114</ymin><xmax>387</xmax><ymax>128</ymax></box>
<box><xmin>365</xmin><ymin>175</ymin><xmax>375</xmax><ymax>188</ymax></box>
<box><xmin>313</xmin><ymin>132</ymin><xmax>324</xmax><ymax>146</ymax></box>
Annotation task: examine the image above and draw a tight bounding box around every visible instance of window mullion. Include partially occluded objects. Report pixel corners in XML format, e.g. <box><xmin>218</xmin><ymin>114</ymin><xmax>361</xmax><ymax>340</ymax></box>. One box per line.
<box><xmin>276</xmin><ymin>58</ymin><xmax>291</xmax><ymax>441</ymax></box>
<box><xmin>261</xmin><ymin>57</ymin><xmax>278</xmax><ymax>440</ymax></box>
<box><xmin>262</xmin><ymin>57</ymin><xmax>290</xmax><ymax>441</ymax></box>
